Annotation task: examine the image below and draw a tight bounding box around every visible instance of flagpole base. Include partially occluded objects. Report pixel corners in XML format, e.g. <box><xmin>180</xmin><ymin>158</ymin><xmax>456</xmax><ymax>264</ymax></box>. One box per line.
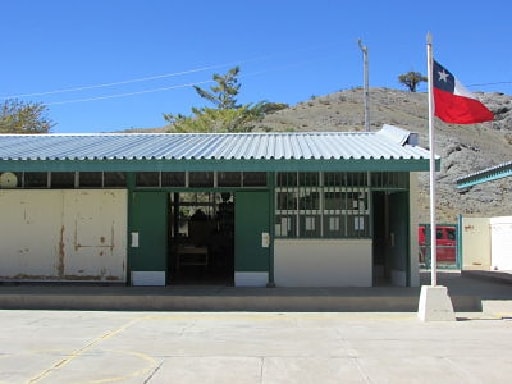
<box><xmin>418</xmin><ymin>285</ymin><xmax>456</xmax><ymax>322</ymax></box>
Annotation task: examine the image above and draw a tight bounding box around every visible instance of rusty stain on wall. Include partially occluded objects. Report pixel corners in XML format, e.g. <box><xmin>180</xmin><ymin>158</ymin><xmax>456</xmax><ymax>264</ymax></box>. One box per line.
<box><xmin>1</xmin><ymin>189</ymin><xmax>127</xmax><ymax>283</ymax></box>
<box><xmin>58</xmin><ymin>224</ymin><xmax>65</xmax><ymax>277</ymax></box>
<box><xmin>110</xmin><ymin>225</ymin><xmax>115</xmax><ymax>252</ymax></box>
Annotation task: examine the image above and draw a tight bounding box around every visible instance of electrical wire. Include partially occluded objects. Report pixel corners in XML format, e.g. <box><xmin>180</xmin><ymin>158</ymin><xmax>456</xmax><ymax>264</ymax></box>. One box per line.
<box><xmin>0</xmin><ymin>64</ymin><xmax>233</xmax><ymax>100</ymax></box>
<box><xmin>46</xmin><ymin>80</ymin><xmax>213</xmax><ymax>105</ymax></box>
<box><xmin>1</xmin><ymin>43</ymin><xmax>342</xmax><ymax>104</ymax></box>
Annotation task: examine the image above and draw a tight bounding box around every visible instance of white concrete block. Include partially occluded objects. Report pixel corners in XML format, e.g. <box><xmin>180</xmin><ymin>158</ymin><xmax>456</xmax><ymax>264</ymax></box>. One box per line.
<box><xmin>234</xmin><ymin>272</ymin><xmax>268</xmax><ymax>287</ymax></box>
<box><xmin>131</xmin><ymin>271</ymin><xmax>165</xmax><ymax>286</ymax></box>
<box><xmin>418</xmin><ymin>285</ymin><xmax>456</xmax><ymax>321</ymax></box>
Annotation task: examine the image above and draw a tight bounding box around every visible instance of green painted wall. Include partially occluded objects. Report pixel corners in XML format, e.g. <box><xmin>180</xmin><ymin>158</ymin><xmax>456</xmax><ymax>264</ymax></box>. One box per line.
<box><xmin>128</xmin><ymin>191</ymin><xmax>168</xmax><ymax>272</ymax></box>
<box><xmin>234</xmin><ymin>191</ymin><xmax>270</xmax><ymax>271</ymax></box>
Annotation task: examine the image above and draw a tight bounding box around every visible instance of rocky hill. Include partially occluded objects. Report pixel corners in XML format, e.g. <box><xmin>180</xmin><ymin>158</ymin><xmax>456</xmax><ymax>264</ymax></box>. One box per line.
<box><xmin>253</xmin><ymin>88</ymin><xmax>512</xmax><ymax>224</ymax></box>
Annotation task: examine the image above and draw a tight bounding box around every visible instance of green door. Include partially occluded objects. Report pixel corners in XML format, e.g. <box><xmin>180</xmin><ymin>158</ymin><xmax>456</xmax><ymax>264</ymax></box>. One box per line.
<box><xmin>128</xmin><ymin>191</ymin><xmax>168</xmax><ymax>284</ymax></box>
<box><xmin>234</xmin><ymin>191</ymin><xmax>270</xmax><ymax>272</ymax></box>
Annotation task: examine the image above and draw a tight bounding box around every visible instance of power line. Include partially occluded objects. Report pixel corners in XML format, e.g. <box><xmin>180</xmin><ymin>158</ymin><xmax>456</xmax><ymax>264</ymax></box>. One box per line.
<box><xmin>1</xmin><ymin>43</ymin><xmax>342</xmax><ymax>102</ymax></box>
<box><xmin>43</xmin><ymin>55</ymin><xmax>339</xmax><ymax>106</ymax></box>
<box><xmin>0</xmin><ymin>64</ymin><xmax>232</xmax><ymax>100</ymax></box>
<box><xmin>46</xmin><ymin>80</ymin><xmax>213</xmax><ymax>105</ymax></box>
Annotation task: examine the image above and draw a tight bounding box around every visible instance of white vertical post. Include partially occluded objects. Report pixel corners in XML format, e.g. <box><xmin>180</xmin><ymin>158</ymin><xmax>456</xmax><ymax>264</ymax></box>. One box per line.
<box><xmin>358</xmin><ymin>39</ymin><xmax>370</xmax><ymax>132</ymax></box>
<box><xmin>419</xmin><ymin>40</ymin><xmax>455</xmax><ymax>320</ymax></box>
<box><xmin>426</xmin><ymin>33</ymin><xmax>437</xmax><ymax>286</ymax></box>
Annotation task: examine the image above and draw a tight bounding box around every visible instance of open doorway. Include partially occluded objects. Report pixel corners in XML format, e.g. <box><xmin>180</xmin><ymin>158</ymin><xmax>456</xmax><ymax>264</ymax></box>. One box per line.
<box><xmin>372</xmin><ymin>191</ymin><xmax>410</xmax><ymax>287</ymax></box>
<box><xmin>168</xmin><ymin>191</ymin><xmax>234</xmax><ymax>285</ymax></box>
<box><xmin>372</xmin><ymin>191</ymin><xmax>388</xmax><ymax>286</ymax></box>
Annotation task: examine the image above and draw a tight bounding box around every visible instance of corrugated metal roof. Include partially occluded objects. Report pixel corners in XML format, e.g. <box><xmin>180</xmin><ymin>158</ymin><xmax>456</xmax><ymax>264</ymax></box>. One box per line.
<box><xmin>0</xmin><ymin>124</ymin><xmax>432</xmax><ymax>162</ymax></box>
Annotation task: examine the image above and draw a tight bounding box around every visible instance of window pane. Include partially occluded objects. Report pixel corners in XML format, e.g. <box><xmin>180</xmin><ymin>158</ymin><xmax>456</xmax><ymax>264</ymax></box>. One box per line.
<box><xmin>346</xmin><ymin>172</ymin><xmax>366</xmax><ymax>187</ymax></box>
<box><xmin>323</xmin><ymin>215</ymin><xmax>346</xmax><ymax>238</ymax></box>
<box><xmin>324</xmin><ymin>192</ymin><xmax>342</xmax><ymax>210</ymax></box>
<box><xmin>242</xmin><ymin>172</ymin><xmax>266</xmax><ymax>187</ymax></box>
<box><xmin>300</xmin><ymin>215</ymin><xmax>320</xmax><ymax>237</ymax></box>
<box><xmin>346</xmin><ymin>215</ymin><xmax>370</xmax><ymax>238</ymax></box>
<box><xmin>24</xmin><ymin>172</ymin><xmax>47</xmax><ymax>188</ymax></box>
<box><xmin>189</xmin><ymin>172</ymin><xmax>214</xmax><ymax>187</ymax></box>
<box><xmin>51</xmin><ymin>172</ymin><xmax>75</xmax><ymax>188</ymax></box>
<box><xmin>275</xmin><ymin>214</ymin><xmax>297</xmax><ymax>238</ymax></box>
<box><xmin>324</xmin><ymin>172</ymin><xmax>342</xmax><ymax>187</ymax></box>
<box><xmin>104</xmin><ymin>172</ymin><xmax>126</xmax><ymax>187</ymax></box>
<box><xmin>277</xmin><ymin>172</ymin><xmax>297</xmax><ymax>187</ymax></box>
<box><xmin>136</xmin><ymin>172</ymin><xmax>159</xmax><ymax>187</ymax></box>
<box><xmin>277</xmin><ymin>191</ymin><xmax>297</xmax><ymax>210</ymax></box>
<box><xmin>299</xmin><ymin>172</ymin><xmax>319</xmax><ymax>187</ymax></box>
<box><xmin>218</xmin><ymin>172</ymin><xmax>241</xmax><ymax>187</ymax></box>
<box><xmin>79</xmin><ymin>172</ymin><xmax>102</xmax><ymax>188</ymax></box>
<box><xmin>162</xmin><ymin>172</ymin><xmax>185</xmax><ymax>187</ymax></box>
<box><xmin>299</xmin><ymin>190</ymin><xmax>320</xmax><ymax>210</ymax></box>
<box><xmin>371</xmin><ymin>172</ymin><xmax>407</xmax><ymax>188</ymax></box>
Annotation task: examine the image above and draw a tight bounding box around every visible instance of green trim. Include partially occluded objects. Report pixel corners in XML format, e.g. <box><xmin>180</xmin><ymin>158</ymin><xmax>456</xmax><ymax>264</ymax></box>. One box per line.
<box><xmin>132</xmin><ymin>187</ymin><xmax>268</xmax><ymax>193</ymax></box>
<box><xmin>457</xmin><ymin>214</ymin><xmax>462</xmax><ymax>270</ymax></box>
<box><xmin>126</xmin><ymin>172</ymin><xmax>136</xmax><ymax>190</ymax></box>
<box><xmin>267</xmin><ymin>172</ymin><xmax>275</xmax><ymax>286</ymax></box>
<box><xmin>0</xmin><ymin>158</ymin><xmax>437</xmax><ymax>173</ymax></box>
<box><xmin>456</xmin><ymin>163</ymin><xmax>512</xmax><ymax>189</ymax></box>
<box><xmin>406</xmin><ymin>189</ymin><xmax>411</xmax><ymax>287</ymax></box>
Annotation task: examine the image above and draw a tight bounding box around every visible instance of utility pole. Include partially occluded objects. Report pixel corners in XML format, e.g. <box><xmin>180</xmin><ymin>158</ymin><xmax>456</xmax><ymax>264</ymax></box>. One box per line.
<box><xmin>357</xmin><ymin>39</ymin><xmax>370</xmax><ymax>132</ymax></box>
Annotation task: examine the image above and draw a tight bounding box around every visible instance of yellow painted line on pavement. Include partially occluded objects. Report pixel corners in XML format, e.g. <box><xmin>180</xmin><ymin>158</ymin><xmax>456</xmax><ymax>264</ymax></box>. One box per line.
<box><xmin>28</xmin><ymin>316</ymin><xmax>151</xmax><ymax>384</ymax></box>
<box><xmin>89</xmin><ymin>350</ymin><xmax>159</xmax><ymax>384</ymax></box>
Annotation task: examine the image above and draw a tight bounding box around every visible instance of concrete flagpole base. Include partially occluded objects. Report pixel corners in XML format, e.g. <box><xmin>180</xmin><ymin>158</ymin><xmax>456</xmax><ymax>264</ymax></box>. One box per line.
<box><xmin>418</xmin><ymin>285</ymin><xmax>456</xmax><ymax>321</ymax></box>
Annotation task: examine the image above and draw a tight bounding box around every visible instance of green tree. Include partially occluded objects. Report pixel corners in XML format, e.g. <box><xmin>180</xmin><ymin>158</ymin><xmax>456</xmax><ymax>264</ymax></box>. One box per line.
<box><xmin>164</xmin><ymin>106</ymin><xmax>261</xmax><ymax>133</ymax></box>
<box><xmin>398</xmin><ymin>71</ymin><xmax>428</xmax><ymax>92</ymax></box>
<box><xmin>0</xmin><ymin>99</ymin><xmax>55</xmax><ymax>133</ymax></box>
<box><xmin>193</xmin><ymin>66</ymin><xmax>241</xmax><ymax>110</ymax></box>
<box><xmin>164</xmin><ymin>66</ymin><xmax>287</xmax><ymax>132</ymax></box>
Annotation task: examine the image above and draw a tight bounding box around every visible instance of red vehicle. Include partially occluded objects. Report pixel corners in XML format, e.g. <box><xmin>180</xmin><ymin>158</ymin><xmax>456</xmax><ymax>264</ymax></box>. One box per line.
<box><xmin>419</xmin><ymin>225</ymin><xmax>456</xmax><ymax>263</ymax></box>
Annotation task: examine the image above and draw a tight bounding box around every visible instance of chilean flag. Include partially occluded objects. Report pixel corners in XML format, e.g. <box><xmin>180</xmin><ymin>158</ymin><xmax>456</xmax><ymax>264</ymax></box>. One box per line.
<box><xmin>433</xmin><ymin>60</ymin><xmax>494</xmax><ymax>124</ymax></box>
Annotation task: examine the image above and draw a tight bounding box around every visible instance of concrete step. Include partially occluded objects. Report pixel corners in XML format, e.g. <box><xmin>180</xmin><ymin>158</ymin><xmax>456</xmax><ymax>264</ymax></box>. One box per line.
<box><xmin>0</xmin><ymin>285</ymin><xmax>482</xmax><ymax>312</ymax></box>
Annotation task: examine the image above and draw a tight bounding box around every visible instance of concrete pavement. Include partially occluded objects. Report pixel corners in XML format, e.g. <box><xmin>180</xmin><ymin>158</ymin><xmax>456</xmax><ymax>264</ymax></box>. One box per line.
<box><xmin>0</xmin><ymin>271</ymin><xmax>511</xmax><ymax>383</ymax></box>
<box><xmin>1</xmin><ymin>310</ymin><xmax>511</xmax><ymax>383</ymax></box>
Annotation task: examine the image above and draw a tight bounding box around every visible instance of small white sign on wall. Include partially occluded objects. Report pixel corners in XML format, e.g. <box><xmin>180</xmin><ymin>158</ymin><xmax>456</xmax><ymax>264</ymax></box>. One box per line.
<box><xmin>131</xmin><ymin>232</ymin><xmax>139</xmax><ymax>247</ymax></box>
<box><xmin>329</xmin><ymin>217</ymin><xmax>339</xmax><ymax>231</ymax></box>
<box><xmin>354</xmin><ymin>217</ymin><xmax>365</xmax><ymax>231</ymax></box>
<box><xmin>261</xmin><ymin>232</ymin><xmax>270</xmax><ymax>248</ymax></box>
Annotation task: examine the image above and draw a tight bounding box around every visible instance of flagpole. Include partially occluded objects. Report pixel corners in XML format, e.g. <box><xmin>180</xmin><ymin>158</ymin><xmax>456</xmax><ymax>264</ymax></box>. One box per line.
<box><xmin>426</xmin><ymin>32</ymin><xmax>437</xmax><ymax>286</ymax></box>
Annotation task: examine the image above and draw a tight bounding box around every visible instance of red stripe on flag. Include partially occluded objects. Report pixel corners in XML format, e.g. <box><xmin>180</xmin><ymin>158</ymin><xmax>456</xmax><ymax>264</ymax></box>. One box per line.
<box><xmin>434</xmin><ymin>88</ymin><xmax>494</xmax><ymax>124</ymax></box>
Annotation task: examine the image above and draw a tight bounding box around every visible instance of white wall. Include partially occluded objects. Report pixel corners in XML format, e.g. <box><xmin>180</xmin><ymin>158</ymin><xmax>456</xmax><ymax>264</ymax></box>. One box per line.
<box><xmin>0</xmin><ymin>189</ymin><xmax>127</xmax><ymax>282</ymax></box>
<box><xmin>490</xmin><ymin>216</ymin><xmax>512</xmax><ymax>270</ymax></box>
<box><xmin>274</xmin><ymin>239</ymin><xmax>372</xmax><ymax>287</ymax></box>
<box><xmin>461</xmin><ymin>217</ymin><xmax>491</xmax><ymax>270</ymax></box>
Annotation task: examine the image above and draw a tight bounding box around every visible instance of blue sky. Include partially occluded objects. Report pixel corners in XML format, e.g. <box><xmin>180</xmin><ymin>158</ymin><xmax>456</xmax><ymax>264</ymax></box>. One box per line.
<box><xmin>1</xmin><ymin>0</ymin><xmax>510</xmax><ymax>133</ymax></box>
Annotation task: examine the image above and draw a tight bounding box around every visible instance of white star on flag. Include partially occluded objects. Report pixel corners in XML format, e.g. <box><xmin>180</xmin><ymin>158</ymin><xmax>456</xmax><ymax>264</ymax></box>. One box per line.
<box><xmin>438</xmin><ymin>69</ymin><xmax>449</xmax><ymax>83</ymax></box>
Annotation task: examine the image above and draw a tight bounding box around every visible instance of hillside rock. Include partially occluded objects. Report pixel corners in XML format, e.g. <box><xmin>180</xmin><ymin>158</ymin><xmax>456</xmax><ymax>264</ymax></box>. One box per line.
<box><xmin>255</xmin><ymin>88</ymin><xmax>512</xmax><ymax>224</ymax></box>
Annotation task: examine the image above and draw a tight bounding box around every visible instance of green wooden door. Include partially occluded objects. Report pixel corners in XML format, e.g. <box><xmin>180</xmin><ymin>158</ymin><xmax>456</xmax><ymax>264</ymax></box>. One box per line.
<box><xmin>128</xmin><ymin>191</ymin><xmax>168</xmax><ymax>278</ymax></box>
<box><xmin>234</xmin><ymin>191</ymin><xmax>270</xmax><ymax>272</ymax></box>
